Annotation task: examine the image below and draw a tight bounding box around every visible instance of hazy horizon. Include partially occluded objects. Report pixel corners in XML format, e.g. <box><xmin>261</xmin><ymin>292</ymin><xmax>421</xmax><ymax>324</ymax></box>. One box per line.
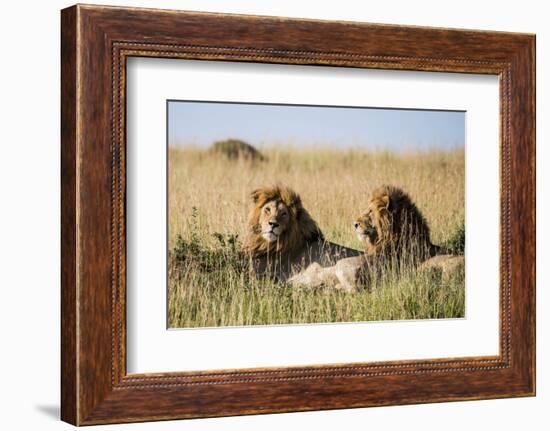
<box><xmin>168</xmin><ymin>101</ymin><xmax>465</xmax><ymax>152</ymax></box>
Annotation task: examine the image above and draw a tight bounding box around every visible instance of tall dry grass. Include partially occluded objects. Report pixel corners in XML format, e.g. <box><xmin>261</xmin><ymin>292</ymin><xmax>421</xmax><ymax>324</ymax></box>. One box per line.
<box><xmin>168</xmin><ymin>145</ymin><xmax>465</xmax><ymax>328</ymax></box>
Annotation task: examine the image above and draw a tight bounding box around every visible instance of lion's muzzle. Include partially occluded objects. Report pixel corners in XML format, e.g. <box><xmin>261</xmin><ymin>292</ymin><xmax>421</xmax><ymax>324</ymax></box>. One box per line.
<box><xmin>355</xmin><ymin>223</ymin><xmax>377</xmax><ymax>243</ymax></box>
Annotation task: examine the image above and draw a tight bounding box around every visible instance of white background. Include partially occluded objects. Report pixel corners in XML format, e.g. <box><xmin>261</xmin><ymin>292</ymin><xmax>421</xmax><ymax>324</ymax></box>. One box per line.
<box><xmin>0</xmin><ymin>0</ymin><xmax>546</xmax><ymax>430</ymax></box>
<box><xmin>127</xmin><ymin>59</ymin><xmax>500</xmax><ymax>373</ymax></box>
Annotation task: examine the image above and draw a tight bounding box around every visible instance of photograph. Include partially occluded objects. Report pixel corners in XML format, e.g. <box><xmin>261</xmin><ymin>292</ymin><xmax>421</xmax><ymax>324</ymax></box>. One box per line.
<box><xmin>167</xmin><ymin>101</ymin><xmax>466</xmax><ymax>328</ymax></box>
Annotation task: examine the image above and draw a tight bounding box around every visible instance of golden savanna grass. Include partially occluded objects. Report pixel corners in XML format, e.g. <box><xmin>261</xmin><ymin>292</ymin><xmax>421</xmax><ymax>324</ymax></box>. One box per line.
<box><xmin>168</xmin><ymin>145</ymin><xmax>465</xmax><ymax>328</ymax></box>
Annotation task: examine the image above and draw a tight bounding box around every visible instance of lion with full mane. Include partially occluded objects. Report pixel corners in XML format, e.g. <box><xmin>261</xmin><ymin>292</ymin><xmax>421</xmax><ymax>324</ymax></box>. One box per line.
<box><xmin>289</xmin><ymin>185</ymin><xmax>463</xmax><ymax>291</ymax></box>
<box><xmin>353</xmin><ymin>185</ymin><xmax>441</xmax><ymax>261</ymax></box>
<box><xmin>243</xmin><ymin>185</ymin><xmax>360</xmax><ymax>281</ymax></box>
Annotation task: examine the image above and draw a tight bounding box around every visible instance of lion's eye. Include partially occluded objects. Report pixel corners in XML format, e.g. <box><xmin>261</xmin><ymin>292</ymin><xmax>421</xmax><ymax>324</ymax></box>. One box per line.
<box><xmin>264</xmin><ymin>207</ymin><xmax>271</xmax><ymax>213</ymax></box>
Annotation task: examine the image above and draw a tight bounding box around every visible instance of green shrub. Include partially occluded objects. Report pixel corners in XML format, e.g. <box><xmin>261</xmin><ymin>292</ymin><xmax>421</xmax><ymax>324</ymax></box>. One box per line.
<box><xmin>169</xmin><ymin>208</ymin><xmax>247</xmax><ymax>282</ymax></box>
<box><xmin>446</xmin><ymin>222</ymin><xmax>465</xmax><ymax>255</ymax></box>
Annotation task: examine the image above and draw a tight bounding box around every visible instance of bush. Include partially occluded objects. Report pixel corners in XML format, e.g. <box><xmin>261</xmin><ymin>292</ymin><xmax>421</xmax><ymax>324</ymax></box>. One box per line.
<box><xmin>170</xmin><ymin>231</ymin><xmax>246</xmax><ymax>277</ymax></box>
<box><xmin>446</xmin><ymin>222</ymin><xmax>465</xmax><ymax>255</ymax></box>
<box><xmin>209</xmin><ymin>139</ymin><xmax>265</xmax><ymax>161</ymax></box>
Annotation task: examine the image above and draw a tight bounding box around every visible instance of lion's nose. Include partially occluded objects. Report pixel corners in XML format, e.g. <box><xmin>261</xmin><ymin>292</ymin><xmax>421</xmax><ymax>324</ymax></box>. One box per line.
<box><xmin>269</xmin><ymin>221</ymin><xmax>279</xmax><ymax>228</ymax></box>
<box><xmin>354</xmin><ymin>222</ymin><xmax>360</xmax><ymax>229</ymax></box>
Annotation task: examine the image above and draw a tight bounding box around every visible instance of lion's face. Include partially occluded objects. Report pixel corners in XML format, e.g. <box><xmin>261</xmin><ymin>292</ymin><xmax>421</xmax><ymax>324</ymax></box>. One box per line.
<box><xmin>354</xmin><ymin>192</ymin><xmax>391</xmax><ymax>252</ymax></box>
<box><xmin>354</xmin><ymin>212</ymin><xmax>378</xmax><ymax>244</ymax></box>
<box><xmin>244</xmin><ymin>185</ymin><xmax>324</xmax><ymax>259</ymax></box>
<box><xmin>258</xmin><ymin>199</ymin><xmax>291</xmax><ymax>243</ymax></box>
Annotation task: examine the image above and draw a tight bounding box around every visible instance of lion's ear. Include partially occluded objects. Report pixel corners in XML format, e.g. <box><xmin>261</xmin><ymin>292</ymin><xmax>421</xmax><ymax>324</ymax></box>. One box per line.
<box><xmin>380</xmin><ymin>194</ymin><xmax>391</xmax><ymax>210</ymax></box>
<box><xmin>250</xmin><ymin>189</ymin><xmax>262</xmax><ymax>204</ymax></box>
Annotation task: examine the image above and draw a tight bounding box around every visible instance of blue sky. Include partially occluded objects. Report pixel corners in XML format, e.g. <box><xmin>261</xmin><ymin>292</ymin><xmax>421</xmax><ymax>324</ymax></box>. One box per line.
<box><xmin>168</xmin><ymin>101</ymin><xmax>465</xmax><ymax>151</ymax></box>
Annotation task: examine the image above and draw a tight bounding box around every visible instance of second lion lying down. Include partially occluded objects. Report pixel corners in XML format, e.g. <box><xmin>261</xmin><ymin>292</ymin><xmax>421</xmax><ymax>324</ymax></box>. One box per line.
<box><xmin>288</xmin><ymin>185</ymin><xmax>464</xmax><ymax>291</ymax></box>
<box><xmin>242</xmin><ymin>185</ymin><xmax>361</xmax><ymax>281</ymax></box>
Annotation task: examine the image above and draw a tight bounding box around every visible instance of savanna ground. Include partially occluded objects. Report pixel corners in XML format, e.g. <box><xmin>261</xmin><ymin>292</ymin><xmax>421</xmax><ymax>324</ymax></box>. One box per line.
<box><xmin>168</xmin><ymin>144</ymin><xmax>465</xmax><ymax>328</ymax></box>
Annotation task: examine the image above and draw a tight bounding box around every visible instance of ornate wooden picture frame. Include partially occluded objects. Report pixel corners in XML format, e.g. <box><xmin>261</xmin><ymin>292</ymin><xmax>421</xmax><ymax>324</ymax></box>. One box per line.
<box><xmin>61</xmin><ymin>4</ymin><xmax>535</xmax><ymax>425</ymax></box>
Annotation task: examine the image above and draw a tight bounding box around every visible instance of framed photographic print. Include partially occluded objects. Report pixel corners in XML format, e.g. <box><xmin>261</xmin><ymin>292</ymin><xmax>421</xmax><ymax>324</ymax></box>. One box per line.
<box><xmin>61</xmin><ymin>4</ymin><xmax>535</xmax><ymax>425</ymax></box>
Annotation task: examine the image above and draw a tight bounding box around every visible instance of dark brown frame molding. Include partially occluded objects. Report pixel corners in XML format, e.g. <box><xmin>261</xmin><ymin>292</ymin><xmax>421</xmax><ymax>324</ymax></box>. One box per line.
<box><xmin>61</xmin><ymin>4</ymin><xmax>535</xmax><ymax>425</ymax></box>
